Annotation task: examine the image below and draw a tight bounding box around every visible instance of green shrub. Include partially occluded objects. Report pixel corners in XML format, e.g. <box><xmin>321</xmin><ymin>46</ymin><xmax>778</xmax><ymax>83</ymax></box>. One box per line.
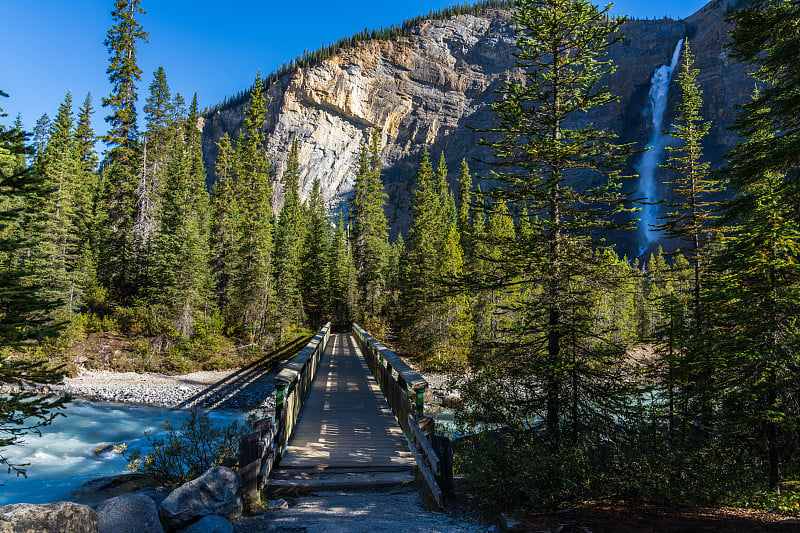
<box><xmin>123</xmin><ymin>410</ymin><xmax>244</xmax><ymax>488</ymax></box>
<box><xmin>454</xmin><ymin>419</ymin><xmax>800</xmax><ymax>511</ymax></box>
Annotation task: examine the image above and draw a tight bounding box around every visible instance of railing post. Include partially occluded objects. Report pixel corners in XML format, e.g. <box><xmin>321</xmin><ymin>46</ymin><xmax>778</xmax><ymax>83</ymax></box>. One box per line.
<box><xmin>275</xmin><ymin>383</ymin><xmax>286</xmax><ymax>420</ymax></box>
<box><xmin>415</xmin><ymin>387</ymin><xmax>425</xmax><ymax>417</ymax></box>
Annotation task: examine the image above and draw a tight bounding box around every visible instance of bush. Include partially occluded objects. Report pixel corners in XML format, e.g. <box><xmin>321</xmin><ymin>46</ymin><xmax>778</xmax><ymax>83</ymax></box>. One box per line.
<box><xmin>123</xmin><ymin>410</ymin><xmax>244</xmax><ymax>488</ymax></box>
<box><xmin>454</xmin><ymin>418</ymin><xmax>800</xmax><ymax>511</ymax></box>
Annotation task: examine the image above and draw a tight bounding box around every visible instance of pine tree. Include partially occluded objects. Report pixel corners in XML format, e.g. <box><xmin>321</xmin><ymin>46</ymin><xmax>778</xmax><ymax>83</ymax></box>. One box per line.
<box><xmin>1</xmin><ymin>91</ymin><xmax>67</xmax><ymax>474</ymax></box>
<box><xmin>227</xmin><ymin>74</ymin><xmax>273</xmax><ymax>340</ymax></box>
<box><xmin>210</xmin><ymin>132</ymin><xmax>236</xmax><ymax>312</ymax></box>
<box><xmin>726</xmin><ymin>0</ymin><xmax>800</xmax><ymax>210</ymax></box>
<box><xmin>349</xmin><ymin>130</ymin><xmax>388</xmax><ymax>322</ymax></box>
<box><xmin>328</xmin><ymin>212</ymin><xmax>356</xmax><ymax>328</ymax></box>
<box><xmin>656</xmin><ymin>41</ymin><xmax>721</xmax><ymax>422</ymax></box>
<box><xmin>301</xmin><ymin>177</ymin><xmax>329</xmax><ymax>327</ymax></box>
<box><xmin>457</xmin><ymin>158</ymin><xmax>472</xmax><ymax>251</ymax></box>
<box><xmin>99</xmin><ymin>0</ymin><xmax>148</xmax><ymax>299</ymax></box>
<box><xmin>462</xmin><ymin>0</ymin><xmax>635</xmax><ymax>452</ymax></box>
<box><xmin>273</xmin><ymin>139</ymin><xmax>305</xmax><ymax>338</ymax></box>
<box><xmin>710</xmin><ymin>88</ymin><xmax>800</xmax><ymax>490</ymax></box>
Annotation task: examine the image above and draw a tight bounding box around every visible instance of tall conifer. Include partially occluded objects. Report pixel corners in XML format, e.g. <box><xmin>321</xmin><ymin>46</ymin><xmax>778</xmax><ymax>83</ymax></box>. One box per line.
<box><xmin>99</xmin><ymin>0</ymin><xmax>148</xmax><ymax>299</ymax></box>
<box><xmin>0</xmin><ymin>92</ymin><xmax>67</xmax><ymax>476</ymax></box>
<box><xmin>462</xmin><ymin>0</ymin><xmax>635</xmax><ymax>452</ymax></box>
<box><xmin>301</xmin><ymin>177</ymin><xmax>329</xmax><ymax>327</ymax></box>
<box><xmin>229</xmin><ymin>74</ymin><xmax>273</xmax><ymax>340</ymax></box>
<box><xmin>349</xmin><ymin>130</ymin><xmax>388</xmax><ymax>321</ymax></box>
<box><xmin>273</xmin><ymin>139</ymin><xmax>305</xmax><ymax>338</ymax></box>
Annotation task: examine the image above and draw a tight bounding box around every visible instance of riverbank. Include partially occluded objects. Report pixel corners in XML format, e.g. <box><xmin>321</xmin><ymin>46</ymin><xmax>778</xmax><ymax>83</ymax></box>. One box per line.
<box><xmin>46</xmin><ymin>367</ymin><xmax>279</xmax><ymax>411</ymax></box>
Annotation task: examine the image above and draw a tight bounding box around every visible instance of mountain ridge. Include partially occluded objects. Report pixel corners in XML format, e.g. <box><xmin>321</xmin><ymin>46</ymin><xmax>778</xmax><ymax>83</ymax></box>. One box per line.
<box><xmin>200</xmin><ymin>0</ymin><xmax>753</xmax><ymax>255</ymax></box>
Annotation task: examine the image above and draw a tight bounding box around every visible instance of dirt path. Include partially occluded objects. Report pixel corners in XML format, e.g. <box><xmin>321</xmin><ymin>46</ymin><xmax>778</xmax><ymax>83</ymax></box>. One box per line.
<box><xmin>234</xmin><ymin>487</ymin><xmax>490</xmax><ymax>533</ymax></box>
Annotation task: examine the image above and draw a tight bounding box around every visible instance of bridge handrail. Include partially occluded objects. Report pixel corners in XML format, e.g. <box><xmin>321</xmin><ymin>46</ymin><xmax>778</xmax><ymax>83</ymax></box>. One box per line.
<box><xmin>351</xmin><ymin>323</ymin><xmax>427</xmax><ymax>413</ymax></box>
<box><xmin>351</xmin><ymin>324</ymin><xmax>443</xmax><ymax>506</ymax></box>
<box><xmin>274</xmin><ymin>322</ymin><xmax>332</xmax><ymax>457</ymax></box>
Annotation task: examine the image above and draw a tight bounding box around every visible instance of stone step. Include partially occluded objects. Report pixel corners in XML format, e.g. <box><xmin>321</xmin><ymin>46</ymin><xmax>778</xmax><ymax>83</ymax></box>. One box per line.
<box><xmin>265</xmin><ymin>469</ymin><xmax>415</xmax><ymax>495</ymax></box>
<box><xmin>274</xmin><ymin>464</ymin><xmax>413</xmax><ymax>473</ymax></box>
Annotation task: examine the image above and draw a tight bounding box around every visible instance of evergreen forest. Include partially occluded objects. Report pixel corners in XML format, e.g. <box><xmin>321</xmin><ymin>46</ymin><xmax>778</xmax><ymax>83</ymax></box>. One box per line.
<box><xmin>2</xmin><ymin>0</ymin><xmax>800</xmax><ymax>515</ymax></box>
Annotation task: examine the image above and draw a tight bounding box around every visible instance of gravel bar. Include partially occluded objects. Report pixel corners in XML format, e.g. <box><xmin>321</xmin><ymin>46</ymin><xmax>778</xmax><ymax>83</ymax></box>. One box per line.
<box><xmin>48</xmin><ymin>368</ymin><xmax>278</xmax><ymax>411</ymax></box>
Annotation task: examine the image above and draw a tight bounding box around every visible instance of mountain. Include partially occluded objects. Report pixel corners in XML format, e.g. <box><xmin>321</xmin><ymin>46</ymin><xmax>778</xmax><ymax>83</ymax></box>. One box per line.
<box><xmin>200</xmin><ymin>0</ymin><xmax>753</xmax><ymax>256</ymax></box>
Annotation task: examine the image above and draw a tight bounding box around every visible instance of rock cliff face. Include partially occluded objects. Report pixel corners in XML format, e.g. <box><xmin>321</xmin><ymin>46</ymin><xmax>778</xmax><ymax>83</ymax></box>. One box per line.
<box><xmin>201</xmin><ymin>0</ymin><xmax>752</xmax><ymax>252</ymax></box>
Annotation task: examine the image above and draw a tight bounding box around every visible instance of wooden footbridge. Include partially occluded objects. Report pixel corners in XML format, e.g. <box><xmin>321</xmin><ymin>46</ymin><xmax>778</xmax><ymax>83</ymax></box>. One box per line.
<box><xmin>238</xmin><ymin>324</ymin><xmax>452</xmax><ymax>506</ymax></box>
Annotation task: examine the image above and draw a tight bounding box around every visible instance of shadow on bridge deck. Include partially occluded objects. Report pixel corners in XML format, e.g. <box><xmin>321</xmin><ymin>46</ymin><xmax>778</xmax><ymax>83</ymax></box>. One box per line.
<box><xmin>269</xmin><ymin>333</ymin><xmax>415</xmax><ymax>493</ymax></box>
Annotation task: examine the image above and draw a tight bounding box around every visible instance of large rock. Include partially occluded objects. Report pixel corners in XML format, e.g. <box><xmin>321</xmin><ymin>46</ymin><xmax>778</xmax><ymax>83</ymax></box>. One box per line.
<box><xmin>96</xmin><ymin>493</ymin><xmax>163</xmax><ymax>533</ymax></box>
<box><xmin>0</xmin><ymin>501</ymin><xmax>98</xmax><ymax>533</ymax></box>
<box><xmin>158</xmin><ymin>467</ymin><xmax>242</xmax><ymax>531</ymax></box>
<box><xmin>177</xmin><ymin>515</ymin><xmax>233</xmax><ymax>533</ymax></box>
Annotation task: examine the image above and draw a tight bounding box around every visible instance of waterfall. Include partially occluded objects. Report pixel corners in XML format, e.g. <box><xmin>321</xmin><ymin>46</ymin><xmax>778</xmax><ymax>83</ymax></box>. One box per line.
<box><xmin>636</xmin><ymin>38</ymin><xmax>684</xmax><ymax>256</ymax></box>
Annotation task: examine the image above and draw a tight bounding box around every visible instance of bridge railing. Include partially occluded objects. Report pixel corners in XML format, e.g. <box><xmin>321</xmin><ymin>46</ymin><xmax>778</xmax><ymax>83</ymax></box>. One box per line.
<box><xmin>275</xmin><ymin>322</ymin><xmax>332</xmax><ymax>456</ymax></box>
<box><xmin>238</xmin><ymin>322</ymin><xmax>331</xmax><ymax>502</ymax></box>
<box><xmin>351</xmin><ymin>323</ymin><xmax>446</xmax><ymax>506</ymax></box>
<box><xmin>351</xmin><ymin>324</ymin><xmax>427</xmax><ymax>430</ymax></box>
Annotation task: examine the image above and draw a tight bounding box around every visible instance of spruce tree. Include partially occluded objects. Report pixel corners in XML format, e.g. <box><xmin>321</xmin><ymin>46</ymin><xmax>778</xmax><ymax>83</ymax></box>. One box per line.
<box><xmin>329</xmin><ymin>212</ymin><xmax>356</xmax><ymax>328</ymax></box>
<box><xmin>659</xmin><ymin>41</ymin><xmax>720</xmax><ymax>327</ymax></box>
<box><xmin>99</xmin><ymin>0</ymin><xmax>148</xmax><ymax>299</ymax></box>
<box><xmin>0</xmin><ymin>92</ymin><xmax>67</xmax><ymax>474</ymax></box>
<box><xmin>462</xmin><ymin>0</ymin><xmax>635</xmax><ymax>453</ymax></box>
<box><xmin>143</xmin><ymin>66</ymin><xmax>174</xmax><ymax>155</ymax></box>
<box><xmin>657</xmin><ymin>42</ymin><xmax>721</xmax><ymax>422</ymax></box>
<box><xmin>710</xmin><ymin>89</ymin><xmax>800</xmax><ymax>490</ymax></box>
<box><xmin>148</xmin><ymin>98</ymin><xmax>210</xmax><ymax>336</ymax></box>
<box><xmin>349</xmin><ymin>130</ymin><xmax>388</xmax><ymax>322</ymax></box>
<box><xmin>301</xmin><ymin>177</ymin><xmax>329</xmax><ymax>327</ymax></box>
<box><xmin>273</xmin><ymin>139</ymin><xmax>305</xmax><ymax>338</ymax></box>
<box><xmin>135</xmin><ymin>66</ymin><xmax>174</xmax><ymax>270</ymax></box>
<box><xmin>32</xmin><ymin>114</ymin><xmax>50</xmax><ymax>160</ymax></box>
<box><xmin>399</xmin><ymin>149</ymin><xmax>440</xmax><ymax>356</ymax></box>
<box><xmin>210</xmin><ymin>132</ymin><xmax>236</xmax><ymax>312</ymax></box>
<box><xmin>228</xmin><ymin>74</ymin><xmax>273</xmax><ymax>340</ymax></box>
<box><xmin>186</xmin><ymin>95</ymin><xmax>211</xmax><ymax>311</ymax></box>
<box><xmin>726</xmin><ymin>0</ymin><xmax>800</xmax><ymax>209</ymax></box>
<box><xmin>457</xmin><ymin>158</ymin><xmax>472</xmax><ymax>251</ymax></box>
<box><xmin>72</xmin><ymin>93</ymin><xmax>99</xmax><ymax>300</ymax></box>
<box><xmin>29</xmin><ymin>93</ymin><xmax>88</xmax><ymax>316</ymax></box>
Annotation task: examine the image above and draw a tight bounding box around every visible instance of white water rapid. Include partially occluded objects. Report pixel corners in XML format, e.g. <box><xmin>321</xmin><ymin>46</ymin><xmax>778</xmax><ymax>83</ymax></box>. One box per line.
<box><xmin>636</xmin><ymin>38</ymin><xmax>684</xmax><ymax>255</ymax></box>
<box><xmin>0</xmin><ymin>401</ymin><xmax>245</xmax><ymax>506</ymax></box>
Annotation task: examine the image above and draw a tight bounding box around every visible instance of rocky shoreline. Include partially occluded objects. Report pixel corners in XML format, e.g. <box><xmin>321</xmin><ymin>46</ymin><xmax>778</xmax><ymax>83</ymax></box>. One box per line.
<box><xmin>43</xmin><ymin>368</ymin><xmax>280</xmax><ymax>412</ymax></box>
<box><xmin>1</xmin><ymin>366</ymin><xmax>454</xmax><ymax>415</ymax></box>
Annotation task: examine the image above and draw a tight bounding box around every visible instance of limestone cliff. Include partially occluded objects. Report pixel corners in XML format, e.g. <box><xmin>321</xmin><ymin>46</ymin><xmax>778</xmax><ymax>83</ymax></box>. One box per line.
<box><xmin>201</xmin><ymin>0</ymin><xmax>753</xmax><ymax>251</ymax></box>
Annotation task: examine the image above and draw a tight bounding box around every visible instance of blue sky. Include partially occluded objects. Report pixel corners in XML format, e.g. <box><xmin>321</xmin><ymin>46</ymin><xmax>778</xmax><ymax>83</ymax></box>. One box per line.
<box><xmin>1</xmin><ymin>0</ymin><xmax>710</xmax><ymax>139</ymax></box>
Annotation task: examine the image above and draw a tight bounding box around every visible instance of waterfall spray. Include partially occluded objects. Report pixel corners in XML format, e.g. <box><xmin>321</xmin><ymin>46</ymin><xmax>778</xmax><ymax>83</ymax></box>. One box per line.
<box><xmin>636</xmin><ymin>38</ymin><xmax>684</xmax><ymax>256</ymax></box>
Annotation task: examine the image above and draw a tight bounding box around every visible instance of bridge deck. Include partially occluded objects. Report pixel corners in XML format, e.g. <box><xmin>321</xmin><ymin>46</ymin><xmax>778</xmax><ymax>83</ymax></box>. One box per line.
<box><xmin>271</xmin><ymin>333</ymin><xmax>414</xmax><ymax>490</ymax></box>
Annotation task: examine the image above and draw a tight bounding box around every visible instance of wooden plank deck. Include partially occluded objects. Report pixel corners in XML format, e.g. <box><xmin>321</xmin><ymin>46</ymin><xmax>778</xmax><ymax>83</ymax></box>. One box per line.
<box><xmin>269</xmin><ymin>333</ymin><xmax>415</xmax><ymax>493</ymax></box>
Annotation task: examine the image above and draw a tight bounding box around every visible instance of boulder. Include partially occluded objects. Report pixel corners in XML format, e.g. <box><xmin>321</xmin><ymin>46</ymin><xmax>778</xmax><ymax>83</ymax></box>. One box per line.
<box><xmin>0</xmin><ymin>501</ymin><xmax>98</xmax><ymax>533</ymax></box>
<box><xmin>96</xmin><ymin>493</ymin><xmax>163</xmax><ymax>533</ymax></box>
<box><xmin>159</xmin><ymin>467</ymin><xmax>242</xmax><ymax>531</ymax></box>
<box><xmin>177</xmin><ymin>515</ymin><xmax>233</xmax><ymax>533</ymax></box>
